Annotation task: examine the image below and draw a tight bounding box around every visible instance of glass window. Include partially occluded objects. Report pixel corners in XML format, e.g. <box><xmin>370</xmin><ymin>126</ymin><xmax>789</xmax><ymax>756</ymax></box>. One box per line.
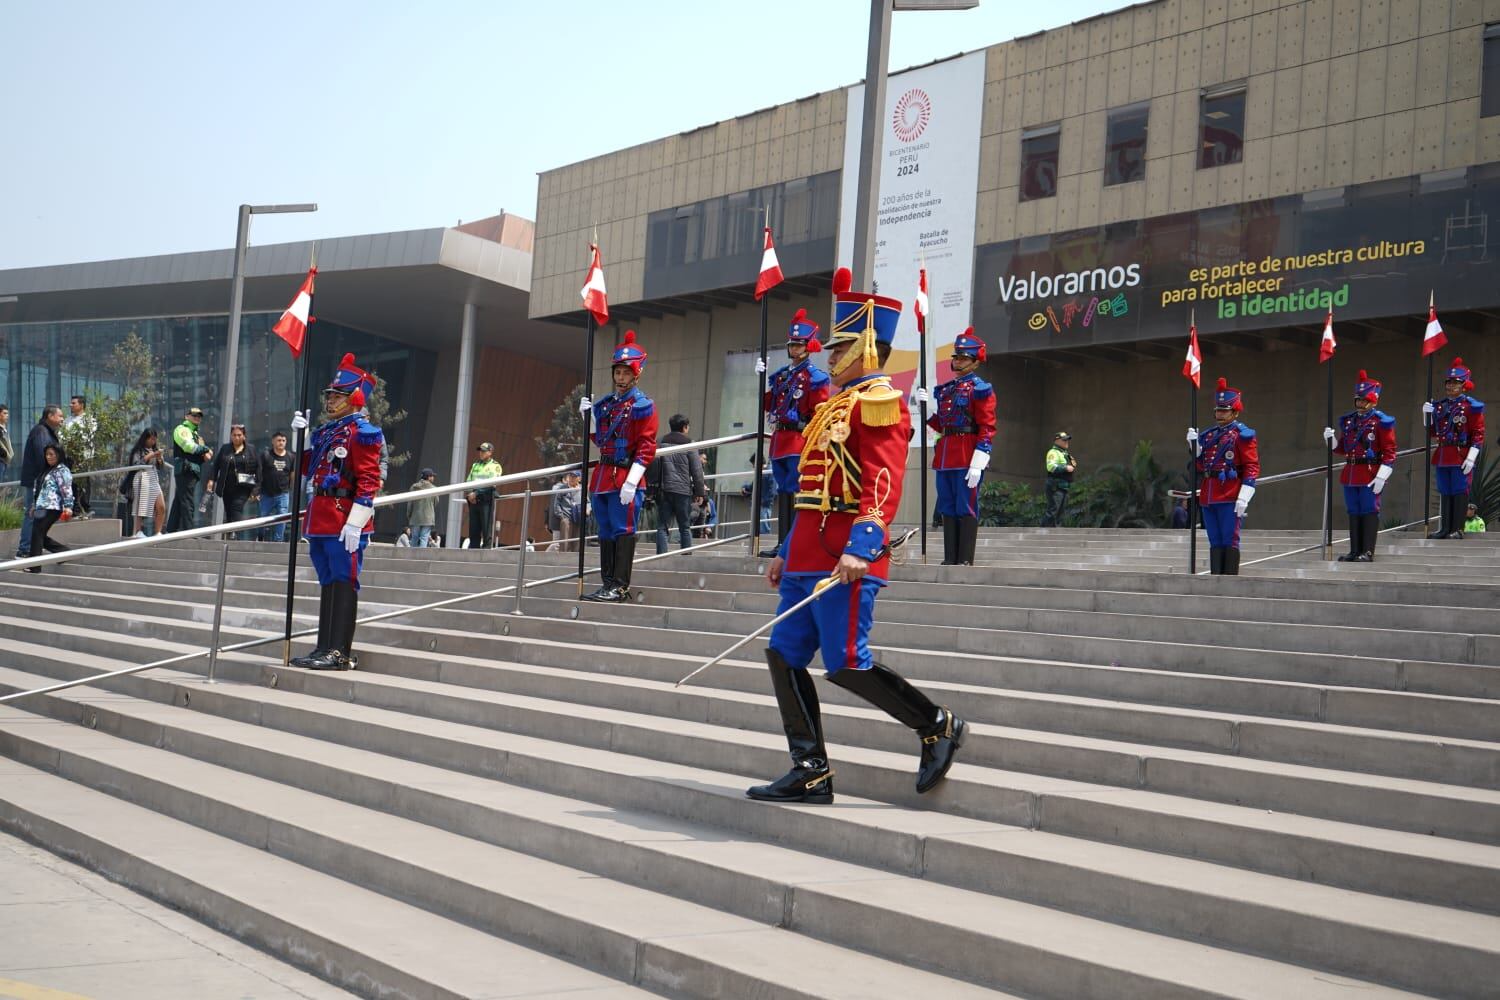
<box><xmin>1199</xmin><ymin>86</ymin><xmax>1246</xmax><ymax>169</ymax></box>
<box><xmin>1020</xmin><ymin>125</ymin><xmax>1060</xmax><ymax>201</ymax></box>
<box><xmin>1104</xmin><ymin>103</ymin><xmax>1149</xmax><ymax>186</ymax></box>
<box><xmin>1484</xmin><ymin>25</ymin><xmax>1500</xmax><ymax>118</ymax></box>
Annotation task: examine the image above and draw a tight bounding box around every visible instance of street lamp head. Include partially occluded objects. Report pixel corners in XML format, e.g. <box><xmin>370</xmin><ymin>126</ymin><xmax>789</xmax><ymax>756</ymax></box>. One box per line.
<box><xmin>893</xmin><ymin>0</ymin><xmax>979</xmax><ymax>9</ymax></box>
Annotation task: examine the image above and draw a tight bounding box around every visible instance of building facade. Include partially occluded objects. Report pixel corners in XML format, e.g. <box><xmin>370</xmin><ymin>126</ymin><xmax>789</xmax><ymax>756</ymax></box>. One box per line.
<box><xmin>531</xmin><ymin>0</ymin><xmax>1500</xmax><ymax>528</ymax></box>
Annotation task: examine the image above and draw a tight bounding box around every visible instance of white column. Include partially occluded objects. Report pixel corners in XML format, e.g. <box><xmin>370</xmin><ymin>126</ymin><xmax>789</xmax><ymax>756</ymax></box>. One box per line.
<box><xmin>446</xmin><ymin>302</ymin><xmax>476</xmax><ymax>546</ymax></box>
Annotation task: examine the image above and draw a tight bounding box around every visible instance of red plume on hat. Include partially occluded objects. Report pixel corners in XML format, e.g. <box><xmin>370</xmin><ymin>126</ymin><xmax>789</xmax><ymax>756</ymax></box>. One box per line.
<box><xmin>832</xmin><ymin>267</ymin><xmax>853</xmax><ymax>295</ymax></box>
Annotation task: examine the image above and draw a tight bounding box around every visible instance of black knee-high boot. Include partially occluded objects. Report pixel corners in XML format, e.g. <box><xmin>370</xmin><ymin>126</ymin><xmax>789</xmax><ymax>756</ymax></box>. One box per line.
<box><xmin>583</xmin><ymin>538</ymin><xmax>617</xmax><ymax>600</ymax></box>
<box><xmin>829</xmin><ymin>662</ymin><xmax>966</xmax><ymax>794</ymax></box>
<box><xmin>776</xmin><ymin>494</ymin><xmax>794</xmax><ymax>550</ymax></box>
<box><xmin>307</xmin><ymin>582</ymin><xmax>357</xmax><ymax>671</ymax></box>
<box><xmin>1434</xmin><ymin>496</ymin><xmax>1453</xmax><ymax>539</ymax></box>
<box><xmin>1360</xmin><ymin>513</ymin><xmax>1379</xmax><ymax>559</ymax></box>
<box><xmin>1338</xmin><ymin>515</ymin><xmax>1362</xmax><ymax>561</ymax></box>
<box><xmin>940</xmin><ymin>516</ymin><xmax>959</xmax><ymax>565</ymax></box>
<box><xmin>746</xmin><ymin>650</ymin><xmax>834</xmax><ymax>803</ymax></box>
<box><xmin>1452</xmin><ymin>494</ymin><xmax>1468</xmax><ymax>539</ymax></box>
<box><xmin>958</xmin><ymin>516</ymin><xmax>980</xmax><ymax>566</ymax></box>
<box><xmin>612</xmin><ymin>534</ymin><xmax>638</xmax><ymax>595</ymax></box>
<box><xmin>291</xmin><ymin>585</ymin><xmax>334</xmax><ymax>667</ymax></box>
<box><xmin>1223</xmin><ymin>548</ymin><xmax>1241</xmax><ymax>575</ymax></box>
<box><xmin>1208</xmin><ymin>547</ymin><xmax>1224</xmax><ymax>575</ymax></box>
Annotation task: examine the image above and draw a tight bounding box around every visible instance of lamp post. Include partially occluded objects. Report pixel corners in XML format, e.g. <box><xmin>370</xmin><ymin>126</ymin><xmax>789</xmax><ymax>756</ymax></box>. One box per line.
<box><xmin>219</xmin><ymin>203</ymin><xmax>317</xmax><ymax>447</ymax></box>
<box><xmin>850</xmin><ymin>0</ymin><xmax>978</xmax><ymax>289</ymax></box>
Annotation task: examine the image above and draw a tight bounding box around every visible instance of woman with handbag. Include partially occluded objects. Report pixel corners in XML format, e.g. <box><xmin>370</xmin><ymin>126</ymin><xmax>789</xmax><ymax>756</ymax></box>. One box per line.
<box><xmin>202</xmin><ymin>424</ymin><xmax>259</xmax><ymax>540</ymax></box>
<box><xmin>128</xmin><ymin>427</ymin><xmax>168</xmax><ymax>537</ymax></box>
<box><xmin>28</xmin><ymin>444</ymin><xmax>73</xmax><ymax>569</ymax></box>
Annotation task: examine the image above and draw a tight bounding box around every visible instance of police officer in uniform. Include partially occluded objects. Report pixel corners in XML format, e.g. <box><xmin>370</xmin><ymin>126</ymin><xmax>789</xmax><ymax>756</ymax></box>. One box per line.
<box><xmin>758</xmin><ymin>308</ymin><xmax>830</xmax><ymax>553</ymax></box>
<box><xmin>580</xmin><ymin>330</ymin><xmax>658</xmax><ymax>602</ymax></box>
<box><xmin>167</xmin><ymin>406</ymin><xmax>213</xmax><ymax>532</ymax></box>
<box><xmin>1324</xmin><ymin>370</ymin><xmax>1397</xmax><ymax>561</ymax></box>
<box><xmin>1426</xmin><ymin>357</ymin><xmax>1486</xmax><ymax>539</ymax></box>
<box><xmin>290</xmin><ymin>354</ymin><xmax>384</xmax><ymax>670</ymax></box>
<box><xmin>911</xmin><ymin>327</ymin><xmax>995</xmax><ymax>565</ymax></box>
<box><xmin>1188</xmin><ymin>377</ymin><xmax>1259</xmax><ymax>575</ymax></box>
<box><xmin>749</xmin><ymin>267</ymin><xmax>965</xmax><ymax>805</ymax></box>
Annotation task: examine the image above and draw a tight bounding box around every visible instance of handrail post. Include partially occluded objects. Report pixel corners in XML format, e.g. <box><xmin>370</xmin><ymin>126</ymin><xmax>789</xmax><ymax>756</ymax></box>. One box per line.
<box><xmin>512</xmin><ymin>485</ymin><xmax>532</xmax><ymax>615</ymax></box>
<box><xmin>204</xmin><ymin>543</ymin><xmax>230</xmax><ymax>685</ymax></box>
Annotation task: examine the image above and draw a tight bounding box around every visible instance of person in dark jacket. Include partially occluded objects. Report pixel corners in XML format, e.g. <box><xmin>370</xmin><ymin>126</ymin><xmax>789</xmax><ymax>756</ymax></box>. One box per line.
<box><xmin>14</xmin><ymin>404</ymin><xmax>64</xmax><ymax>559</ymax></box>
<box><xmin>202</xmin><ymin>425</ymin><xmax>259</xmax><ymax>540</ymax></box>
<box><xmin>653</xmin><ymin>414</ymin><xmax>705</xmax><ymax>554</ymax></box>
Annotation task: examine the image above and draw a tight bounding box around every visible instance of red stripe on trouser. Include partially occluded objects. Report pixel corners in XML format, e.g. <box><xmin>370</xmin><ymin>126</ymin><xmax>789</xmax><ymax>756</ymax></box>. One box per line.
<box><xmin>843</xmin><ymin>581</ymin><xmax>861</xmax><ymax>671</ymax></box>
<box><xmin>624</xmin><ymin>496</ymin><xmax>636</xmax><ymax>533</ymax></box>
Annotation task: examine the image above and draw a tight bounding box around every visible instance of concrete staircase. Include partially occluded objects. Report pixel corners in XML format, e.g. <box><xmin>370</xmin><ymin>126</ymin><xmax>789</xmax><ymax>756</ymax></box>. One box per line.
<box><xmin>0</xmin><ymin>530</ymin><xmax>1496</xmax><ymax>998</ymax></box>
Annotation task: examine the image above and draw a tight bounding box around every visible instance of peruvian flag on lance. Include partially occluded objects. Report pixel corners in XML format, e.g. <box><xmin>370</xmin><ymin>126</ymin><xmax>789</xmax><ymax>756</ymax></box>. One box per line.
<box><xmin>271</xmin><ymin>267</ymin><xmax>315</xmax><ymax>358</ymax></box>
<box><xmin>754</xmin><ymin>227</ymin><xmax>784</xmax><ymax>301</ymax></box>
<box><xmin>915</xmin><ymin>268</ymin><xmax>930</xmax><ymax>334</ymax></box>
<box><xmin>580</xmin><ymin>244</ymin><xmax>609</xmax><ymax>326</ymax></box>
<box><xmin>1319</xmin><ymin>309</ymin><xmax>1337</xmax><ymax>363</ymax></box>
<box><xmin>1423</xmin><ymin>294</ymin><xmax>1448</xmax><ymax>357</ymax></box>
<box><xmin>1183</xmin><ymin>322</ymin><xmax>1202</xmax><ymax>387</ymax></box>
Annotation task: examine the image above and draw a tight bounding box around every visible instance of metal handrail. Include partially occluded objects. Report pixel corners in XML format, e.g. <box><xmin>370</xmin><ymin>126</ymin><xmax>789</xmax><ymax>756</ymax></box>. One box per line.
<box><xmin>1256</xmin><ymin>446</ymin><xmax>1425</xmax><ymax>486</ymax></box>
<box><xmin>469</xmin><ymin>467</ymin><xmax>769</xmax><ymax>506</ymax></box>
<box><xmin>1232</xmin><ymin>516</ymin><xmax>1433</xmax><ymax>571</ymax></box>
<box><xmin>0</xmin><ymin>462</ymin><xmax>153</xmax><ymax>489</ymax></box>
<box><xmin>0</xmin><ymin>431</ymin><xmax>763</xmax><ymax>574</ymax></box>
<box><xmin>0</xmin><ymin>530</ymin><xmax>753</xmax><ymax>704</ymax></box>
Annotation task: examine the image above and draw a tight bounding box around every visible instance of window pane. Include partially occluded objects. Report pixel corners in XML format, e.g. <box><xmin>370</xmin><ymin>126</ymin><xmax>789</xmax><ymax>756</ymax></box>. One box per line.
<box><xmin>1484</xmin><ymin>29</ymin><xmax>1500</xmax><ymax>118</ymax></box>
<box><xmin>1104</xmin><ymin>104</ymin><xmax>1149</xmax><ymax>185</ymax></box>
<box><xmin>1020</xmin><ymin>129</ymin><xmax>1059</xmax><ymax>201</ymax></box>
<box><xmin>1199</xmin><ymin>90</ymin><xmax>1245</xmax><ymax>169</ymax></box>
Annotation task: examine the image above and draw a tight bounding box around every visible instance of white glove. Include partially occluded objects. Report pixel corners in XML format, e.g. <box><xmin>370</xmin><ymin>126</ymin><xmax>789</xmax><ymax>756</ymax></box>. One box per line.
<box><xmin>755</xmin><ymin>356</ymin><xmax>767</xmax><ymax>374</ymax></box>
<box><xmin>290</xmin><ymin>410</ymin><xmax>309</xmax><ymax>431</ymax></box>
<box><xmin>1186</xmin><ymin>427</ymin><xmax>1200</xmax><ymax>455</ymax></box>
<box><xmin>1422</xmin><ymin>401</ymin><xmax>1435</xmax><ymax>424</ymax></box>
<box><xmin>965</xmin><ymin>449</ymin><xmax>990</xmax><ymax>489</ymax></box>
<box><xmin>578</xmin><ymin>395</ymin><xmax>592</xmax><ymax>414</ymax></box>
<box><xmin>910</xmin><ymin>386</ymin><xmax>931</xmax><ymax>409</ymax></box>
<box><xmin>1322</xmin><ymin>426</ymin><xmax>1336</xmax><ymax>445</ymax></box>
<box><xmin>1371</xmin><ymin>464</ymin><xmax>1392</xmax><ymax>495</ymax></box>
<box><xmin>339</xmin><ymin>503</ymin><xmax>373</xmax><ymax>553</ymax></box>
<box><xmin>1463</xmin><ymin>447</ymin><xmax>1479</xmax><ymax>475</ymax></box>
<box><xmin>1234</xmin><ymin>484</ymin><xmax>1255</xmax><ymax>518</ymax></box>
<box><xmin>619</xmin><ymin>461</ymin><xmax>646</xmax><ymax>505</ymax></box>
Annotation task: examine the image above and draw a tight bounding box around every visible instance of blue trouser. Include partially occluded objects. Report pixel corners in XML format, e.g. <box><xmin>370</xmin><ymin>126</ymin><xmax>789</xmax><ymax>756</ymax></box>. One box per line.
<box><xmin>14</xmin><ymin>485</ymin><xmax>34</xmax><ymax>557</ymax></box>
<box><xmin>412</xmin><ymin>525</ymin><xmax>433</xmax><ymax>548</ymax></box>
<box><xmin>259</xmin><ymin>492</ymin><xmax>290</xmax><ymax>542</ymax></box>
<box><xmin>1343</xmin><ymin>484</ymin><xmax>1381</xmax><ymax>516</ymax></box>
<box><xmin>769</xmin><ymin>573</ymin><xmax>883</xmax><ymax>675</ymax></box>
<box><xmin>308</xmin><ymin>534</ymin><xmax>368</xmax><ymax>590</ymax></box>
<box><xmin>593</xmin><ymin>490</ymin><xmax>643</xmax><ymax>540</ymax></box>
<box><xmin>771</xmin><ymin>455</ymin><xmax>801</xmax><ymax>495</ymax></box>
<box><xmin>935</xmin><ymin>469</ymin><xmax>980</xmax><ymax>517</ymax></box>
<box><xmin>1201</xmin><ymin>502</ymin><xmax>1241</xmax><ymax>550</ymax></box>
<box><xmin>655</xmin><ymin>491</ymin><xmax>693</xmax><ymax>553</ymax></box>
<box><xmin>1436</xmin><ymin>465</ymin><xmax>1471</xmax><ymax>496</ymax></box>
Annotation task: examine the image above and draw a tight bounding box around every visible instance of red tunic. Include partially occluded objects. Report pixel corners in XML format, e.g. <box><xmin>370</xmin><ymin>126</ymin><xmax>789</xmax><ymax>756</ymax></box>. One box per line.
<box><xmin>1333</xmin><ymin>410</ymin><xmax>1397</xmax><ymax>486</ymax></box>
<box><xmin>926</xmin><ymin>373</ymin><xmax>997</xmax><ymax>470</ymax></box>
<box><xmin>300</xmin><ymin>413</ymin><xmax>383</xmax><ymax>537</ymax></box>
<box><xmin>764</xmin><ymin>360</ymin><xmax>831</xmax><ymax>460</ymax></box>
<box><xmin>784</xmin><ymin>374</ymin><xmax>908</xmax><ymax>582</ymax></box>
<box><xmin>1429</xmin><ymin>395</ymin><xmax>1486</xmax><ymax>467</ymax></box>
<box><xmin>1195</xmin><ymin>420</ymin><xmax>1259</xmax><ymax>506</ymax></box>
<box><xmin>588</xmin><ymin>387</ymin><xmax>659</xmax><ymax>493</ymax></box>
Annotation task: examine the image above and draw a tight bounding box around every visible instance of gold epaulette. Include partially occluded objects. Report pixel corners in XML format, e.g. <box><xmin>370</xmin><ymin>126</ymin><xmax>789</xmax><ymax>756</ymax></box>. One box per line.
<box><xmin>857</xmin><ymin>378</ymin><xmax>903</xmax><ymax>427</ymax></box>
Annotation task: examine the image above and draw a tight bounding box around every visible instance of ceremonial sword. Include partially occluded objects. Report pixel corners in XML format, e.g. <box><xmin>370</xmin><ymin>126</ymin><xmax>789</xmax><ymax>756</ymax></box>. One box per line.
<box><xmin>674</xmin><ymin>527</ymin><xmax>919</xmax><ymax>688</ymax></box>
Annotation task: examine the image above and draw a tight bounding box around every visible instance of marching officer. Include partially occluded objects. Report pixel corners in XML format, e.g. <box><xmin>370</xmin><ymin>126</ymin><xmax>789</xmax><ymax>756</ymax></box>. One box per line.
<box><xmin>911</xmin><ymin>327</ymin><xmax>995</xmax><ymax>565</ymax></box>
<box><xmin>1426</xmin><ymin>356</ymin><xmax>1486</xmax><ymax>539</ymax></box>
<box><xmin>750</xmin><ymin>267</ymin><xmax>965</xmax><ymax>805</ymax></box>
<box><xmin>758</xmin><ymin>308</ymin><xmax>830</xmax><ymax>552</ymax></box>
<box><xmin>1324</xmin><ymin>370</ymin><xmax>1397</xmax><ymax>561</ymax></box>
<box><xmin>580</xmin><ymin>330</ymin><xmax>658</xmax><ymax>602</ymax></box>
<box><xmin>1187</xmin><ymin>377</ymin><xmax>1259</xmax><ymax>575</ymax></box>
<box><xmin>290</xmin><ymin>354</ymin><xmax>383</xmax><ymax>670</ymax></box>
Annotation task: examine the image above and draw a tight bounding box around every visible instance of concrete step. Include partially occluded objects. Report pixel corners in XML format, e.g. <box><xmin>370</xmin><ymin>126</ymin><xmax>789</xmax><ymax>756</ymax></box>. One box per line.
<box><xmin>0</xmin><ymin>667</ymin><xmax>1485</xmax><ymax>998</ymax></box>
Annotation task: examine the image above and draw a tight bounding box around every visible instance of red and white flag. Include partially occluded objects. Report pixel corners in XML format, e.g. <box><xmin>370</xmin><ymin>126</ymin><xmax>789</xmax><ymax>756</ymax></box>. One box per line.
<box><xmin>1319</xmin><ymin>310</ymin><xmax>1337</xmax><ymax>363</ymax></box>
<box><xmin>754</xmin><ymin>227</ymin><xmax>784</xmax><ymax>301</ymax></box>
<box><xmin>271</xmin><ymin>267</ymin><xmax>315</xmax><ymax>359</ymax></box>
<box><xmin>1422</xmin><ymin>294</ymin><xmax>1447</xmax><ymax>357</ymax></box>
<box><xmin>915</xmin><ymin>268</ymin><xmax>930</xmax><ymax>334</ymax></box>
<box><xmin>1182</xmin><ymin>323</ymin><xmax>1201</xmax><ymax>387</ymax></box>
<box><xmin>580</xmin><ymin>244</ymin><xmax>609</xmax><ymax>326</ymax></box>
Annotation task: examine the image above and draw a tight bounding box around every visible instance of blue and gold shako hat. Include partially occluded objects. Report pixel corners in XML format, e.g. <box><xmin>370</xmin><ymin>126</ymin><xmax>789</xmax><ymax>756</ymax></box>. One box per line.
<box><xmin>1213</xmin><ymin>377</ymin><xmax>1243</xmax><ymax>412</ymax></box>
<box><xmin>786</xmin><ymin>309</ymin><xmax>821</xmax><ymax>352</ymax></box>
<box><xmin>1353</xmin><ymin>369</ymin><xmax>1382</xmax><ymax>402</ymax></box>
<box><xmin>952</xmin><ymin>327</ymin><xmax>987</xmax><ymax>362</ymax></box>
<box><xmin>327</xmin><ymin>353</ymin><xmax>375</xmax><ymax>408</ymax></box>
<box><xmin>1446</xmin><ymin>357</ymin><xmax>1473</xmax><ymax>386</ymax></box>
<box><xmin>829</xmin><ymin>267</ymin><xmax>902</xmax><ymax>347</ymax></box>
<box><xmin>612</xmin><ymin>329</ymin><xmax>647</xmax><ymax>375</ymax></box>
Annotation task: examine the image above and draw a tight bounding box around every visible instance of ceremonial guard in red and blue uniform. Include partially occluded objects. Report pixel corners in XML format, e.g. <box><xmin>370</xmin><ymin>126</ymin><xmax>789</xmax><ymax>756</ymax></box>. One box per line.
<box><xmin>749</xmin><ymin>267</ymin><xmax>965</xmax><ymax>805</ymax></box>
<box><xmin>1426</xmin><ymin>357</ymin><xmax>1486</xmax><ymax>539</ymax></box>
<box><xmin>581</xmin><ymin>330</ymin><xmax>658</xmax><ymax>602</ymax></box>
<box><xmin>914</xmin><ymin>327</ymin><xmax>995</xmax><ymax>565</ymax></box>
<box><xmin>290</xmin><ymin>354</ymin><xmax>383</xmax><ymax>670</ymax></box>
<box><xmin>760</xmin><ymin>308</ymin><xmax>830</xmax><ymax>550</ymax></box>
<box><xmin>1324</xmin><ymin>370</ymin><xmax>1397</xmax><ymax>561</ymax></box>
<box><xmin>1188</xmin><ymin>377</ymin><xmax>1259</xmax><ymax>576</ymax></box>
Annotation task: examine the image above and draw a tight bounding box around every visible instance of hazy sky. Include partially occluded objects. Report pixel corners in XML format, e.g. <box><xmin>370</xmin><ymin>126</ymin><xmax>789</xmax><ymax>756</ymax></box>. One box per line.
<box><xmin>1</xmin><ymin>0</ymin><xmax>1120</xmax><ymax>270</ymax></box>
